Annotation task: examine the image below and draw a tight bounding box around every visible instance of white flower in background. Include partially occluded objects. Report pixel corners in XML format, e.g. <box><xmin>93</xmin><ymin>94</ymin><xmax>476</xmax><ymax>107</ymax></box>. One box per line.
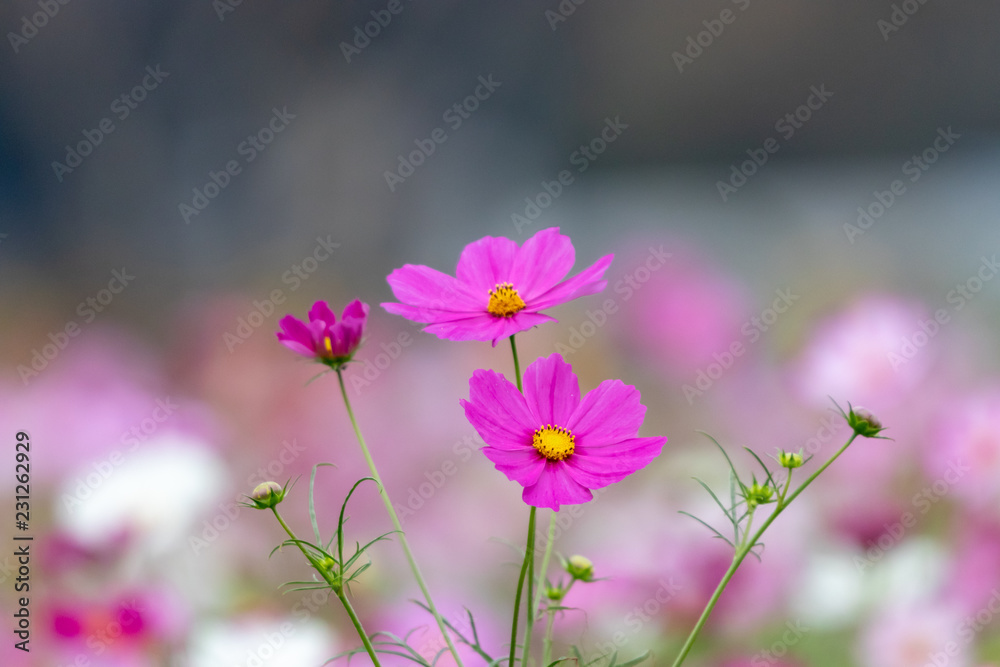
<box><xmin>56</xmin><ymin>432</ymin><xmax>227</xmax><ymax>554</ymax></box>
<box><xmin>187</xmin><ymin>617</ymin><xmax>336</xmax><ymax>667</ymax></box>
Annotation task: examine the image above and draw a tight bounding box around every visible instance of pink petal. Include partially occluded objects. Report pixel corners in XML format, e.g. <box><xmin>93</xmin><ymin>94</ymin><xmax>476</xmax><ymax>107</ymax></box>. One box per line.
<box><xmin>424</xmin><ymin>314</ymin><xmax>511</xmax><ymax>343</ymax></box>
<box><xmin>309</xmin><ymin>301</ymin><xmax>338</xmax><ymax>327</ymax></box>
<box><xmin>276</xmin><ymin>315</ymin><xmax>316</xmax><ymax>355</ymax></box>
<box><xmin>564</xmin><ymin>436</ymin><xmax>666</xmax><ymax>488</ymax></box>
<box><xmin>509</xmin><ymin>227</ymin><xmax>576</xmax><ymax>301</ymax></box>
<box><xmin>483</xmin><ymin>447</ymin><xmax>547</xmax><ymax>486</ymax></box>
<box><xmin>462</xmin><ymin>369</ymin><xmax>537</xmax><ymax>450</ymax></box>
<box><xmin>522</xmin><ymin>462</ymin><xmax>593</xmax><ymax>511</ymax></box>
<box><xmin>455</xmin><ymin>235</ymin><xmax>518</xmax><ymax>293</ymax></box>
<box><xmin>530</xmin><ymin>254</ymin><xmax>613</xmax><ymax>311</ymax></box>
<box><xmin>568</xmin><ymin>379</ymin><xmax>646</xmax><ymax>445</ymax></box>
<box><xmin>386</xmin><ymin>264</ymin><xmax>484</xmax><ymax>316</ymax></box>
<box><xmin>341</xmin><ymin>299</ymin><xmax>369</xmax><ymax>322</ymax></box>
<box><xmin>522</xmin><ymin>353</ymin><xmax>580</xmax><ymax>426</ymax></box>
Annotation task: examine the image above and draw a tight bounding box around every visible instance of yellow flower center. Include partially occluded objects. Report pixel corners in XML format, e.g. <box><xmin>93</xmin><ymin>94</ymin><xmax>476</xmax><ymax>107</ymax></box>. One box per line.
<box><xmin>533</xmin><ymin>424</ymin><xmax>575</xmax><ymax>461</ymax></box>
<box><xmin>487</xmin><ymin>282</ymin><xmax>526</xmax><ymax>318</ymax></box>
<box><xmin>323</xmin><ymin>336</ymin><xmax>333</xmax><ymax>357</ymax></box>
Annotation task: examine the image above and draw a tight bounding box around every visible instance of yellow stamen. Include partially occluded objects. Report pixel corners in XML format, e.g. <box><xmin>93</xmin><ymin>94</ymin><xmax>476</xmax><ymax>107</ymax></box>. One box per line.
<box><xmin>487</xmin><ymin>282</ymin><xmax>526</xmax><ymax>318</ymax></box>
<box><xmin>533</xmin><ymin>424</ymin><xmax>575</xmax><ymax>461</ymax></box>
<box><xmin>323</xmin><ymin>336</ymin><xmax>333</xmax><ymax>357</ymax></box>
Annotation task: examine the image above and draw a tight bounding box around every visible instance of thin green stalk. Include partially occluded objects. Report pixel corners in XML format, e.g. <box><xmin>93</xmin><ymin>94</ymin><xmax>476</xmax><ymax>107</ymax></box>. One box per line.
<box><xmin>510</xmin><ymin>506</ymin><xmax>537</xmax><ymax>667</ymax></box>
<box><xmin>335</xmin><ymin>368</ymin><xmax>463</xmax><ymax>667</ymax></box>
<box><xmin>510</xmin><ymin>335</ymin><xmax>523</xmax><ymax>392</ymax></box>
<box><xmin>542</xmin><ymin>608</ymin><xmax>556</xmax><ymax>667</ymax></box>
<box><xmin>531</xmin><ymin>512</ymin><xmax>558</xmax><ymax>618</ymax></box>
<box><xmin>670</xmin><ymin>433</ymin><xmax>858</xmax><ymax>667</ymax></box>
<box><xmin>271</xmin><ymin>508</ymin><xmax>382</xmax><ymax>667</ymax></box>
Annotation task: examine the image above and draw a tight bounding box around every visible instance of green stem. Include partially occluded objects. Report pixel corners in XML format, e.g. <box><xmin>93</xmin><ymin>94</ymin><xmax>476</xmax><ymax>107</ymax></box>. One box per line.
<box><xmin>542</xmin><ymin>608</ymin><xmax>556</xmax><ymax>667</ymax></box>
<box><xmin>531</xmin><ymin>511</ymin><xmax>558</xmax><ymax>618</ymax></box>
<box><xmin>510</xmin><ymin>335</ymin><xmax>523</xmax><ymax>392</ymax></box>
<box><xmin>670</xmin><ymin>433</ymin><xmax>858</xmax><ymax>667</ymax></box>
<box><xmin>271</xmin><ymin>508</ymin><xmax>382</xmax><ymax>667</ymax></box>
<box><xmin>510</xmin><ymin>506</ymin><xmax>537</xmax><ymax>667</ymax></box>
<box><xmin>335</xmin><ymin>368</ymin><xmax>464</xmax><ymax>667</ymax></box>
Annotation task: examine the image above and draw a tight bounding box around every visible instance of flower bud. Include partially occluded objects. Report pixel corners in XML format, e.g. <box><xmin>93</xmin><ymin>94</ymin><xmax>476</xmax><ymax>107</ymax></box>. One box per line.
<box><xmin>848</xmin><ymin>406</ymin><xmax>886</xmax><ymax>438</ymax></box>
<box><xmin>745</xmin><ymin>482</ymin><xmax>774</xmax><ymax>508</ymax></box>
<box><xmin>778</xmin><ymin>450</ymin><xmax>804</xmax><ymax>469</ymax></box>
<box><xmin>566</xmin><ymin>555</ymin><xmax>594</xmax><ymax>582</ymax></box>
<box><xmin>248</xmin><ymin>481</ymin><xmax>285</xmax><ymax>509</ymax></box>
<box><xmin>545</xmin><ymin>586</ymin><xmax>564</xmax><ymax>601</ymax></box>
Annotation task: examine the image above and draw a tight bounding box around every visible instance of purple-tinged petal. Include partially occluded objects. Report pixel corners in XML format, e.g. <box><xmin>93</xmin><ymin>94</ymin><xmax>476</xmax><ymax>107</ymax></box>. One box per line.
<box><xmin>276</xmin><ymin>336</ymin><xmax>316</xmax><ymax>357</ymax></box>
<box><xmin>462</xmin><ymin>369</ymin><xmax>538</xmax><ymax>449</ymax></box>
<box><xmin>567</xmin><ymin>379</ymin><xmax>646</xmax><ymax>445</ymax></box>
<box><xmin>529</xmin><ymin>254</ymin><xmax>613</xmax><ymax>311</ymax></box>
<box><xmin>425</xmin><ymin>314</ymin><xmax>511</xmax><ymax>343</ymax></box>
<box><xmin>564</xmin><ymin>437</ymin><xmax>666</xmax><ymax>488</ymax></box>
<box><xmin>483</xmin><ymin>447</ymin><xmax>546</xmax><ymax>486</ymax></box>
<box><xmin>522</xmin><ymin>353</ymin><xmax>580</xmax><ymax>426</ymax></box>
<box><xmin>509</xmin><ymin>228</ymin><xmax>576</xmax><ymax>301</ymax></box>
<box><xmin>456</xmin><ymin>235</ymin><xmax>518</xmax><ymax>293</ymax></box>
<box><xmin>380</xmin><ymin>302</ymin><xmax>473</xmax><ymax>325</ymax></box>
<box><xmin>522</xmin><ymin>462</ymin><xmax>593</xmax><ymax>511</ymax></box>
<box><xmin>386</xmin><ymin>264</ymin><xmax>484</xmax><ymax>314</ymax></box>
<box><xmin>341</xmin><ymin>299</ymin><xmax>369</xmax><ymax>323</ymax></box>
<box><xmin>276</xmin><ymin>315</ymin><xmax>316</xmax><ymax>353</ymax></box>
<box><xmin>309</xmin><ymin>301</ymin><xmax>338</xmax><ymax>328</ymax></box>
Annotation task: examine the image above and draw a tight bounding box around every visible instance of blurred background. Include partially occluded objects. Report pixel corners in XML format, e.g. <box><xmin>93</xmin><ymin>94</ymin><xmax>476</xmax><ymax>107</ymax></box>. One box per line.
<box><xmin>2</xmin><ymin>0</ymin><xmax>1000</xmax><ymax>665</ymax></box>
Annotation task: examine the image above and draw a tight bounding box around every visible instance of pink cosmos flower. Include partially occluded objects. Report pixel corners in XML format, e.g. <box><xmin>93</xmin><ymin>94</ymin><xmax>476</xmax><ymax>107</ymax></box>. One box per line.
<box><xmin>461</xmin><ymin>353</ymin><xmax>665</xmax><ymax>510</ymax></box>
<box><xmin>276</xmin><ymin>299</ymin><xmax>368</xmax><ymax>364</ymax></box>
<box><xmin>382</xmin><ymin>227</ymin><xmax>613</xmax><ymax>346</ymax></box>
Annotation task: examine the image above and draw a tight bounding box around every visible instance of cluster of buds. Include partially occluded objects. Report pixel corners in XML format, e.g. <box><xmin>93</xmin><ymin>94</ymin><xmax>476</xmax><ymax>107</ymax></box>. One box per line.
<box><xmin>744</xmin><ymin>482</ymin><xmax>774</xmax><ymax>508</ymax></box>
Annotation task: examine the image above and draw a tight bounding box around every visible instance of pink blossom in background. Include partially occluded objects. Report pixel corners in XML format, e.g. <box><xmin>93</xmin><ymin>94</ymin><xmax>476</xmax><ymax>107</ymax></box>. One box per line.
<box><xmin>613</xmin><ymin>244</ymin><xmax>750</xmax><ymax>376</ymax></box>
<box><xmin>859</xmin><ymin>603</ymin><xmax>970</xmax><ymax>667</ymax></box>
<box><xmin>790</xmin><ymin>295</ymin><xmax>932</xmax><ymax>410</ymax></box>
<box><xmin>383</xmin><ymin>227</ymin><xmax>613</xmax><ymax>345</ymax></box>
<box><xmin>944</xmin><ymin>517</ymin><xmax>1000</xmax><ymax>615</ymax></box>
<box><xmin>462</xmin><ymin>353</ymin><xmax>666</xmax><ymax>510</ymax></box>
<box><xmin>276</xmin><ymin>299</ymin><xmax>368</xmax><ymax>362</ymax></box>
<box><xmin>923</xmin><ymin>387</ymin><xmax>1000</xmax><ymax>513</ymax></box>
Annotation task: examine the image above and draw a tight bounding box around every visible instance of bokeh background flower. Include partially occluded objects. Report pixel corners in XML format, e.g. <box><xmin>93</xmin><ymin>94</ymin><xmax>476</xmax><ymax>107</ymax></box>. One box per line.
<box><xmin>2</xmin><ymin>1</ymin><xmax>1000</xmax><ymax>665</ymax></box>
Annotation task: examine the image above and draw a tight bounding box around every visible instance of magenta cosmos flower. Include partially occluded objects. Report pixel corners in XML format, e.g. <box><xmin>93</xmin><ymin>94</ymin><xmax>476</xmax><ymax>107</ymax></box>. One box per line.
<box><xmin>276</xmin><ymin>299</ymin><xmax>368</xmax><ymax>365</ymax></box>
<box><xmin>461</xmin><ymin>353</ymin><xmax>666</xmax><ymax>510</ymax></box>
<box><xmin>382</xmin><ymin>227</ymin><xmax>613</xmax><ymax>346</ymax></box>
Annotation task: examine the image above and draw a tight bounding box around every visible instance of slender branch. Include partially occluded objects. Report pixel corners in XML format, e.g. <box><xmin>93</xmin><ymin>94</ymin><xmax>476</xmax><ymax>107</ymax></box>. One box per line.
<box><xmin>510</xmin><ymin>506</ymin><xmax>537</xmax><ymax>667</ymax></box>
<box><xmin>670</xmin><ymin>433</ymin><xmax>859</xmax><ymax>667</ymax></box>
<box><xmin>335</xmin><ymin>368</ymin><xmax>464</xmax><ymax>667</ymax></box>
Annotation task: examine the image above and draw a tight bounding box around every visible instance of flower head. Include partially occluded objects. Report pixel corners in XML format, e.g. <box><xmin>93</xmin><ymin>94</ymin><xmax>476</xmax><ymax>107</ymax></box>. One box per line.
<box><xmin>778</xmin><ymin>449</ymin><xmax>804</xmax><ymax>469</ymax></box>
<box><xmin>847</xmin><ymin>404</ymin><xmax>887</xmax><ymax>438</ymax></box>
<box><xmin>246</xmin><ymin>481</ymin><xmax>285</xmax><ymax>510</ymax></box>
<box><xmin>461</xmin><ymin>353</ymin><xmax>665</xmax><ymax>510</ymax></box>
<box><xmin>276</xmin><ymin>300</ymin><xmax>368</xmax><ymax>366</ymax></box>
<box><xmin>382</xmin><ymin>228</ymin><xmax>613</xmax><ymax>346</ymax></box>
<box><xmin>566</xmin><ymin>555</ymin><xmax>595</xmax><ymax>582</ymax></box>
